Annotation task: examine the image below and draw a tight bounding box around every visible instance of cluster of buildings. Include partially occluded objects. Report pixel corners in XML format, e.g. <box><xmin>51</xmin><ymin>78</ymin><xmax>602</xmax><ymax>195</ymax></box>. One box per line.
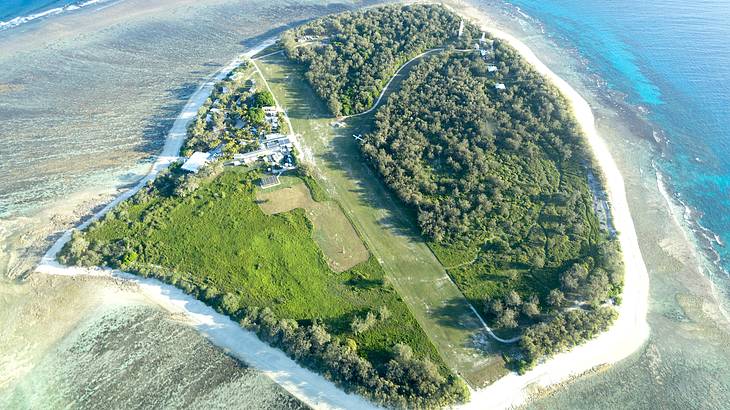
<box><xmin>232</xmin><ymin>133</ymin><xmax>295</xmax><ymax>169</ymax></box>
<box><xmin>263</xmin><ymin>105</ymin><xmax>280</xmax><ymax>129</ymax></box>
<box><xmin>474</xmin><ymin>35</ymin><xmax>507</xmax><ymax>91</ymax></box>
<box><xmin>180</xmin><ymin>76</ymin><xmax>297</xmax><ymax>185</ymax></box>
<box><xmin>181</xmin><ymin>132</ymin><xmax>296</xmax><ymax>175</ymax></box>
<box><xmin>182</xmin><ymin>100</ymin><xmax>296</xmax><ymax>175</ymax></box>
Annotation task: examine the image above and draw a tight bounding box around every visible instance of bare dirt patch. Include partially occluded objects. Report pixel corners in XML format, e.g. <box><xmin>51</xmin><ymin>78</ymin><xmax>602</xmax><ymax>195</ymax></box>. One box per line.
<box><xmin>256</xmin><ymin>182</ymin><xmax>369</xmax><ymax>272</ymax></box>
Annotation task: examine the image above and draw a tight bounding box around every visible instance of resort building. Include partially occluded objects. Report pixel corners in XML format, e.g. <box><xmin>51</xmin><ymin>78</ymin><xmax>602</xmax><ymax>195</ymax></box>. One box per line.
<box><xmin>232</xmin><ymin>133</ymin><xmax>295</xmax><ymax>169</ymax></box>
<box><xmin>234</xmin><ymin>150</ymin><xmax>264</xmax><ymax>165</ymax></box>
<box><xmin>495</xmin><ymin>83</ymin><xmax>506</xmax><ymax>91</ymax></box>
<box><xmin>487</xmin><ymin>65</ymin><xmax>498</xmax><ymax>73</ymax></box>
<box><xmin>262</xmin><ymin>106</ymin><xmax>280</xmax><ymax>130</ymax></box>
<box><xmin>181</xmin><ymin>151</ymin><xmax>211</xmax><ymax>173</ymax></box>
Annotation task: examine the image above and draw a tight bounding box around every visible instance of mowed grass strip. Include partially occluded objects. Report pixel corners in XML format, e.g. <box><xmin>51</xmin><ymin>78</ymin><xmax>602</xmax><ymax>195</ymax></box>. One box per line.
<box><xmin>256</xmin><ymin>53</ymin><xmax>507</xmax><ymax>386</ymax></box>
<box><xmin>85</xmin><ymin>167</ymin><xmax>443</xmax><ymax>368</ymax></box>
<box><xmin>256</xmin><ymin>179</ymin><xmax>369</xmax><ymax>272</ymax></box>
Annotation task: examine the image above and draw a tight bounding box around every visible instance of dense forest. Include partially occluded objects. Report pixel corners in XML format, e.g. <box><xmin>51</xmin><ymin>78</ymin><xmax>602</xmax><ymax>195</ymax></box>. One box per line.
<box><xmin>284</xmin><ymin>6</ymin><xmax>624</xmax><ymax>371</ymax></box>
<box><xmin>361</xmin><ymin>48</ymin><xmax>623</xmax><ymax>369</ymax></box>
<box><xmin>281</xmin><ymin>4</ymin><xmax>480</xmax><ymax>116</ymax></box>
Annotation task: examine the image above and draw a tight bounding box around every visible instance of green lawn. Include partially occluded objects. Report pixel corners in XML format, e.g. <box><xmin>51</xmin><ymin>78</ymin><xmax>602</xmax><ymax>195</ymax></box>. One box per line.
<box><xmin>256</xmin><ymin>53</ymin><xmax>507</xmax><ymax>386</ymax></box>
<box><xmin>83</xmin><ymin>167</ymin><xmax>443</xmax><ymax>368</ymax></box>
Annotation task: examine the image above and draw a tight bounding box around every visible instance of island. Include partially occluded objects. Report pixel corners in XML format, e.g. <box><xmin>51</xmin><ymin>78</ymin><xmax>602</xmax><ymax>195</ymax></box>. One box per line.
<box><xmin>57</xmin><ymin>4</ymin><xmax>627</xmax><ymax>408</ymax></box>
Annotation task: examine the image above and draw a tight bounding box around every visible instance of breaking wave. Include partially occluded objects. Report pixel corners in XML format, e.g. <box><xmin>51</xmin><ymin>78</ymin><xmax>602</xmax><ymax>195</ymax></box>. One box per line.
<box><xmin>0</xmin><ymin>0</ymin><xmax>118</xmax><ymax>32</ymax></box>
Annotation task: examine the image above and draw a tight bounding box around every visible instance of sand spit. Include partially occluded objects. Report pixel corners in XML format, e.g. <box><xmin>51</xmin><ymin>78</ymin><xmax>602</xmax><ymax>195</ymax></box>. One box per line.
<box><xmin>35</xmin><ymin>38</ymin><xmax>379</xmax><ymax>410</ymax></box>
<box><xmin>35</xmin><ymin>3</ymin><xmax>651</xmax><ymax>408</ymax></box>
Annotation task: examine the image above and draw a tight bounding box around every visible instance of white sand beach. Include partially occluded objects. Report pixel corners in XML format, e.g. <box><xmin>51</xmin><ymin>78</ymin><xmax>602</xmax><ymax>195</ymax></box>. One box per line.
<box><xmin>443</xmin><ymin>2</ymin><xmax>651</xmax><ymax>408</ymax></box>
<box><xmin>35</xmin><ymin>38</ymin><xmax>379</xmax><ymax>410</ymax></box>
<box><xmin>35</xmin><ymin>4</ymin><xmax>650</xmax><ymax>408</ymax></box>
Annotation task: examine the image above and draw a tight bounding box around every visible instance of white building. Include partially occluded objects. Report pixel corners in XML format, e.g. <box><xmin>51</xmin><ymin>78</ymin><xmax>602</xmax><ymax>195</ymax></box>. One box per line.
<box><xmin>487</xmin><ymin>65</ymin><xmax>498</xmax><ymax>73</ymax></box>
<box><xmin>232</xmin><ymin>133</ymin><xmax>294</xmax><ymax>168</ymax></box>
<box><xmin>181</xmin><ymin>152</ymin><xmax>211</xmax><ymax>173</ymax></box>
<box><xmin>234</xmin><ymin>150</ymin><xmax>266</xmax><ymax>165</ymax></box>
<box><xmin>495</xmin><ymin>83</ymin><xmax>506</xmax><ymax>91</ymax></box>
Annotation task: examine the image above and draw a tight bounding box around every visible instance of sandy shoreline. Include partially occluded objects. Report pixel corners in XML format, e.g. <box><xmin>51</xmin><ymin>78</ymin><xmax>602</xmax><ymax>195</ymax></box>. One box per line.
<box><xmin>35</xmin><ymin>37</ymin><xmax>378</xmax><ymax>410</ymax></box>
<box><xmin>33</xmin><ymin>4</ymin><xmax>650</xmax><ymax>409</ymax></box>
<box><xmin>443</xmin><ymin>1</ymin><xmax>651</xmax><ymax>408</ymax></box>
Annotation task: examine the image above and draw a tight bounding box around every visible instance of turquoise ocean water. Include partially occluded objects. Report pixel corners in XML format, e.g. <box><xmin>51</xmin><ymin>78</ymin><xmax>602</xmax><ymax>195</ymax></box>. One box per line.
<box><xmin>497</xmin><ymin>0</ymin><xmax>730</xmax><ymax>280</ymax></box>
<box><xmin>2</xmin><ymin>0</ymin><xmax>729</xmax><ymax>408</ymax></box>
<box><xmin>0</xmin><ymin>1</ymin><xmax>114</xmax><ymax>30</ymax></box>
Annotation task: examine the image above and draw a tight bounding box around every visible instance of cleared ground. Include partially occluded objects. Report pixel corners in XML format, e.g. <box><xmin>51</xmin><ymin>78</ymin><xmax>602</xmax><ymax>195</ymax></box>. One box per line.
<box><xmin>257</xmin><ymin>54</ymin><xmax>507</xmax><ymax>386</ymax></box>
<box><xmin>80</xmin><ymin>167</ymin><xmax>445</xmax><ymax>369</ymax></box>
<box><xmin>256</xmin><ymin>179</ymin><xmax>369</xmax><ymax>273</ymax></box>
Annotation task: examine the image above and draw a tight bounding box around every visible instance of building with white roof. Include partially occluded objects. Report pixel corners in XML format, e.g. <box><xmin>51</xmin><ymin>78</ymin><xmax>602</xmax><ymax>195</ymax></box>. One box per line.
<box><xmin>495</xmin><ymin>83</ymin><xmax>506</xmax><ymax>90</ymax></box>
<box><xmin>181</xmin><ymin>151</ymin><xmax>211</xmax><ymax>173</ymax></box>
<box><xmin>234</xmin><ymin>150</ymin><xmax>266</xmax><ymax>165</ymax></box>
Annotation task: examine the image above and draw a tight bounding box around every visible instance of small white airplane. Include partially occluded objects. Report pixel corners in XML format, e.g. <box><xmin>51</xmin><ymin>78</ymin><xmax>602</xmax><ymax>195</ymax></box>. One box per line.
<box><xmin>353</xmin><ymin>134</ymin><xmax>364</xmax><ymax>142</ymax></box>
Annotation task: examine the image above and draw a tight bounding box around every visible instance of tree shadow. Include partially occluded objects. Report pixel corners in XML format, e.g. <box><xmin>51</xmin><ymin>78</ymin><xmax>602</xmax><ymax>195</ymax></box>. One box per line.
<box><xmin>345</xmin><ymin>276</ymin><xmax>384</xmax><ymax>289</ymax></box>
<box><xmin>135</xmin><ymin>81</ymin><xmax>200</xmax><ymax>155</ymax></box>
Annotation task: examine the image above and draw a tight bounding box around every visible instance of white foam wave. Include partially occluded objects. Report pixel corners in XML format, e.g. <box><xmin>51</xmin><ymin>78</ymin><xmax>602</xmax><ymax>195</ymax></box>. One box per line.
<box><xmin>655</xmin><ymin>164</ymin><xmax>728</xmax><ymax>276</ymax></box>
<box><xmin>0</xmin><ymin>0</ymin><xmax>116</xmax><ymax>32</ymax></box>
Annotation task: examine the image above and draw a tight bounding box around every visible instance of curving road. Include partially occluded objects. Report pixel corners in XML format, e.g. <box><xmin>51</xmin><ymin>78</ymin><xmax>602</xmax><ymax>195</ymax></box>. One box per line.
<box><xmin>255</xmin><ymin>44</ymin><xmax>519</xmax><ymax>345</ymax></box>
<box><xmin>342</xmin><ymin>48</ymin><xmax>444</xmax><ymax>118</ymax></box>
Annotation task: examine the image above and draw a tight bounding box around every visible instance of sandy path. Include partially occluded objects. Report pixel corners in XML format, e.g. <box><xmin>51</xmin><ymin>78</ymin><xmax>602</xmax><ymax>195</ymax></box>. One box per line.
<box><xmin>35</xmin><ymin>38</ymin><xmax>379</xmax><ymax>410</ymax></box>
<box><xmin>34</xmin><ymin>4</ymin><xmax>651</xmax><ymax>407</ymax></box>
<box><xmin>442</xmin><ymin>2</ymin><xmax>651</xmax><ymax>408</ymax></box>
<box><xmin>343</xmin><ymin>48</ymin><xmax>444</xmax><ymax>118</ymax></box>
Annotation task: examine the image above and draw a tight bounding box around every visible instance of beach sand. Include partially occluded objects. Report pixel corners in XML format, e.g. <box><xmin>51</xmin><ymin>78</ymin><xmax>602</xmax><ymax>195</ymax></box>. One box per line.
<box><xmin>440</xmin><ymin>1</ymin><xmax>651</xmax><ymax>408</ymax></box>
<box><xmin>34</xmin><ymin>38</ymin><xmax>379</xmax><ymax>410</ymax></box>
<box><xmin>33</xmin><ymin>2</ymin><xmax>651</xmax><ymax>408</ymax></box>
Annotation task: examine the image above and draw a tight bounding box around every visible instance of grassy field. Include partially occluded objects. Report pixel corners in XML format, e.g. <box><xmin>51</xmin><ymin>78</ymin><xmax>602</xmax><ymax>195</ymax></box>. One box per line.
<box><xmin>83</xmin><ymin>167</ymin><xmax>444</xmax><ymax>369</ymax></box>
<box><xmin>256</xmin><ymin>178</ymin><xmax>369</xmax><ymax>272</ymax></box>
<box><xmin>256</xmin><ymin>53</ymin><xmax>507</xmax><ymax>386</ymax></box>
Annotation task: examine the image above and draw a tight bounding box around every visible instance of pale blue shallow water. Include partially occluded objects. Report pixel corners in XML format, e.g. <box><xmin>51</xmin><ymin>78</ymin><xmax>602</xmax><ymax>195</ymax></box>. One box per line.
<box><xmin>2</xmin><ymin>0</ymin><xmax>729</xmax><ymax>408</ymax></box>
<box><xmin>502</xmin><ymin>0</ymin><xmax>730</xmax><ymax>280</ymax></box>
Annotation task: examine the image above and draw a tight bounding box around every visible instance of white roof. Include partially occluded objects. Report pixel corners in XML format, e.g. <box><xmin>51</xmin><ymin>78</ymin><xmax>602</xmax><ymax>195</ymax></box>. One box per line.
<box><xmin>235</xmin><ymin>149</ymin><xmax>268</xmax><ymax>159</ymax></box>
<box><xmin>495</xmin><ymin>83</ymin><xmax>506</xmax><ymax>90</ymax></box>
<box><xmin>181</xmin><ymin>151</ymin><xmax>210</xmax><ymax>173</ymax></box>
<box><xmin>487</xmin><ymin>65</ymin><xmax>498</xmax><ymax>72</ymax></box>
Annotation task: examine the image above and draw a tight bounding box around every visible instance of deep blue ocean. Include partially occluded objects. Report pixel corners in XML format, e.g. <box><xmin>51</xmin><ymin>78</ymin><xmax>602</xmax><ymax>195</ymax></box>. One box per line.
<box><xmin>500</xmin><ymin>0</ymin><xmax>730</xmax><ymax>276</ymax></box>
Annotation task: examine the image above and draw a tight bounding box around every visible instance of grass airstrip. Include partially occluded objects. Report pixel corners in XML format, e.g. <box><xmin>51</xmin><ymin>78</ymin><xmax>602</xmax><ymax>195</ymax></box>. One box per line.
<box><xmin>253</xmin><ymin>50</ymin><xmax>506</xmax><ymax>386</ymax></box>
